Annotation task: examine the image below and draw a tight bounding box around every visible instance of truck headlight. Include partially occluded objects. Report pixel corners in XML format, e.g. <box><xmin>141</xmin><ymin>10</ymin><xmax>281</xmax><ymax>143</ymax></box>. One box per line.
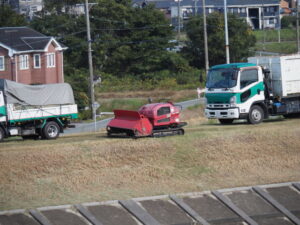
<box><xmin>230</xmin><ymin>96</ymin><xmax>237</xmax><ymax>107</ymax></box>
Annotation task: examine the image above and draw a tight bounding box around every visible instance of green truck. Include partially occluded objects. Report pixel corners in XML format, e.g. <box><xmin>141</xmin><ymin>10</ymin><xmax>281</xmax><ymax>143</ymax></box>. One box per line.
<box><xmin>204</xmin><ymin>55</ymin><xmax>300</xmax><ymax>124</ymax></box>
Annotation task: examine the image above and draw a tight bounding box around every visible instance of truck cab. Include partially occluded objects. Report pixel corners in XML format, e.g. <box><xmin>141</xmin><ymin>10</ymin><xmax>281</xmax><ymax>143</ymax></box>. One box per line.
<box><xmin>205</xmin><ymin>63</ymin><xmax>266</xmax><ymax>124</ymax></box>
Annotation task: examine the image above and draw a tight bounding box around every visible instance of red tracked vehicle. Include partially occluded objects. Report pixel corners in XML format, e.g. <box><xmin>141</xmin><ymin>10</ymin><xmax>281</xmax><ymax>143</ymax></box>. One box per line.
<box><xmin>106</xmin><ymin>102</ymin><xmax>187</xmax><ymax>137</ymax></box>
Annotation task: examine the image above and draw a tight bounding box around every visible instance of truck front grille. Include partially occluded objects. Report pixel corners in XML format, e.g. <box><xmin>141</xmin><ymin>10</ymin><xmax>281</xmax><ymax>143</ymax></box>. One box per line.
<box><xmin>207</xmin><ymin>104</ymin><xmax>230</xmax><ymax>108</ymax></box>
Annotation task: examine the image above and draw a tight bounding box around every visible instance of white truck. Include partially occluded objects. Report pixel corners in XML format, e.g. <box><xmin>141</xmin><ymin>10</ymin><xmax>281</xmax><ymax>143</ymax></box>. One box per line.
<box><xmin>204</xmin><ymin>55</ymin><xmax>300</xmax><ymax>124</ymax></box>
<box><xmin>0</xmin><ymin>79</ymin><xmax>78</xmax><ymax>141</ymax></box>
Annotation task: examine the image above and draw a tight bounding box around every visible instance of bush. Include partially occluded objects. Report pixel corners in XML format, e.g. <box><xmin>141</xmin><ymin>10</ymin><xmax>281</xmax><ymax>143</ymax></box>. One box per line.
<box><xmin>281</xmin><ymin>16</ymin><xmax>296</xmax><ymax>29</ymax></box>
<box><xmin>96</xmin><ymin>69</ymin><xmax>202</xmax><ymax>92</ymax></box>
<box><xmin>78</xmin><ymin>109</ymin><xmax>92</xmax><ymax>120</ymax></box>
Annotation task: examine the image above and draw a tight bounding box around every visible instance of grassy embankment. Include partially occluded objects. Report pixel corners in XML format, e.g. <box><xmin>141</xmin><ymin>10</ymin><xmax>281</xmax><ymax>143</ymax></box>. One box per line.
<box><xmin>97</xmin><ymin>89</ymin><xmax>198</xmax><ymax>112</ymax></box>
<box><xmin>1</xmin><ymin>106</ymin><xmax>300</xmax><ymax>210</ymax></box>
<box><xmin>253</xmin><ymin>28</ymin><xmax>298</xmax><ymax>54</ymax></box>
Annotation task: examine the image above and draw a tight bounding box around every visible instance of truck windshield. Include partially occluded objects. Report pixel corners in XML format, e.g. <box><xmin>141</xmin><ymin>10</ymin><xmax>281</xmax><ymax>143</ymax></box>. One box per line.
<box><xmin>206</xmin><ymin>68</ymin><xmax>238</xmax><ymax>89</ymax></box>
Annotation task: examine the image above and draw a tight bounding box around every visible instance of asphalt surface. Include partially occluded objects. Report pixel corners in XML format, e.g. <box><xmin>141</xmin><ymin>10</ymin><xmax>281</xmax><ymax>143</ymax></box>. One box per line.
<box><xmin>64</xmin><ymin>98</ymin><xmax>204</xmax><ymax>135</ymax></box>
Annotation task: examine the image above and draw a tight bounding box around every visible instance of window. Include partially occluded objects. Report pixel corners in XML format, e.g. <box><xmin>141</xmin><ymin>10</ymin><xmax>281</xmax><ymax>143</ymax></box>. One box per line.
<box><xmin>157</xmin><ymin>107</ymin><xmax>171</xmax><ymax>116</ymax></box>
<box><xmin>47</xmin><ymin>53</ymin><xmax>55</xmax><ymax>68</ymax></box>
<box><xmin>206</xmin><ymin>68</ymin><xmax>238</xmax><ymax>89</ymax></box>
<box><xmin>31</xmin><ymin>6</ymin><xmax>37</xmax><ymax>12</ymax></box>
<box><xmin>0</xmin><ymin>56</ymin><xmax>4</xmax><ymax>71</ymax></box>
<box><xmin>240</xmin><ymin>69</ymin><xmax>258</xmax><ymax>89</ymax></box>
<box><xmin>19</xmin><ymin>55</ymin><xmax>29</xmax><ymax>70</ymax></box>
<box><xmin>269</xmin><ymin>18</ymin><xmax>275</xmax><ymax>25</ymax></box>
<box><xmin>34</xmin><ymin>54</ymin><xmax>41</xmax><ymax>68</ymax></box>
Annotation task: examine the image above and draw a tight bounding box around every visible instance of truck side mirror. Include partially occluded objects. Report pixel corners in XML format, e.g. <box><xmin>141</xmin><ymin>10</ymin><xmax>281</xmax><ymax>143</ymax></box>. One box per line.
<box><xmin>263</xmin><ymin>68</ymin><xmax>270</xmax><ymax>79</ymax></box>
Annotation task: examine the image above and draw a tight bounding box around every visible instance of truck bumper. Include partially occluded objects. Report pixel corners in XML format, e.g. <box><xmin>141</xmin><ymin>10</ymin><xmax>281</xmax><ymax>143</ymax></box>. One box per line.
<box><xmin>205</xmin><ymin>108</ymin><xmax>239</xmax><ymax>119</ymax></box>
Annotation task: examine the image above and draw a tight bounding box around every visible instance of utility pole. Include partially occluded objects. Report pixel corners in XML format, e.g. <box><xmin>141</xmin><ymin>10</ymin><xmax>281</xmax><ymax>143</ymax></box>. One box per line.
<box><xmin>84</xmin><ymin>0</ymin><xmax>96</xmax><ymax>122</ymax></box>
<box><xmin>177</xmin><ymin>0</ymin><xmax>181</xmax><ymax>39</ymax></box>
<box><xmin>262</xmin><ymin>0</ymin><xmax>266</xmax><ymax>52</ymax></box>
<box><xmin>297</xmin><ymin>0</ymin><xmax>300</xmax><ymax>53</ymax></box>
<box><xmin>194</xmin><ymin>0</ymin><xmax>197</xmax><ymax>16</ymax></box>
<box><xmin>224</xmin><ymin>0</ymin><xmax>230</xmax><ymax>64</ymax></box>
<box><xmin>278</xmin><ymin>13</ymin><xmax>281</xmax><ymax>43</ymax></box>
<box><xmin>203</xmin><ymin>0</ymin><xmax>209</xmax><ymax>74</ymax></box>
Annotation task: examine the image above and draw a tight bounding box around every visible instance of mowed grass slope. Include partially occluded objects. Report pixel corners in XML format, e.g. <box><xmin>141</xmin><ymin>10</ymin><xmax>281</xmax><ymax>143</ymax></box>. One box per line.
<box><xmin>1</xmin><ymin>107</ymin><xmax>300</xmax><ymax>210</ymax></box>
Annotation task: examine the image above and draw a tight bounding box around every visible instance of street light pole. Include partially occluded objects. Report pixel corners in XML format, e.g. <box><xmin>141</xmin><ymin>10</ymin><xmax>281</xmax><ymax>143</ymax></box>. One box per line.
<box><xmin>297</xmin><ymin>0</ymin><xmax>300</xmax><ymax>53</ymax></box>
<box><xmin>262</xmin><ymin>0</ymin><xmax>266</xmax><ymax>52</ymax></box>
<box><xmin>203</xmin><ymin>0</ymin><xmax>209</xmax><ymax>74</ymax></box>
<box><xmin>84</xmin><ymin>0</ymin><xmax>96</xmax><ymax>122</ymax></box>
<box><xmin>177</xmin><ymin>0</ymin><xmax>181</xmax><ymax>39</ymax></box>
<box><xmin>224</xmin><ymin>0</ymin><xmax>230</xmax><ymax>64</ymax></box>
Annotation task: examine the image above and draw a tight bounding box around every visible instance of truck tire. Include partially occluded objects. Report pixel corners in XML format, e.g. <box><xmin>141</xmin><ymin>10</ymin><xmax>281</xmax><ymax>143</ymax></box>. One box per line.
<box><xmin>42</xmin><ymin>121</ymin><xmax>60</xmax><ymax>140</ymax></box>
<box><xmin>0</xmin><ymin>127</ymin><xmax>4</xmax><ymax>142</ymax></box>
<box><xmin>219</xmin><ymin>119</ymin><xmax>234</xmax><ymax>124</ymax></box>
<box><xmin>248</xmin><ymin>105</ymin><xmax>264</xmax><ymax>124</ymax></box>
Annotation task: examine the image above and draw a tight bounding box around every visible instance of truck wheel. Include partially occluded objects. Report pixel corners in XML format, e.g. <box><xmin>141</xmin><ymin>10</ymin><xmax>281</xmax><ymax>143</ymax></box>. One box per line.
<box><xmin>219</xmin><ymin>119</ymin><xmax>234</xmax><ymax>124</ymax></box>
<box><xmin>0</xmin><ymin>127</ymin><xmax>4</xmax><ymax>142</ymax></box>
<box><xmin>42</xmin><ymin>121</ymin><xmax>60</xmax><ymax>140</ymax></box>
<box><xmin>248</xmin><ymin>105</ymin><xmax>264</xmax><ymax>124</ymax></box>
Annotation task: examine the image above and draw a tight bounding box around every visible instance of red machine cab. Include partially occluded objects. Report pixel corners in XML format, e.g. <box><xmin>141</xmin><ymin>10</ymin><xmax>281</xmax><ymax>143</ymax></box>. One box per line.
<box><xmin>107</xmin><ymin>102</ymin><xmax>187</xmax><ymax>137</ymax></box>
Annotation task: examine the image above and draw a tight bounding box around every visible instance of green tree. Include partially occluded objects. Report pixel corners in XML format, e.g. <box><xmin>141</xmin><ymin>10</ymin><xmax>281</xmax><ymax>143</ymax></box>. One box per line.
<box><xmin>43</xmin><ymin>0</ymin><xmax>82</xmax><ymax>15</ymax></box>
<box><xmin>31</xmin><ymin>0</ymin><xmax>189</xmax><ymax>77</ymax></box>
<box><xmin>0</xmin><ymin>5</ymin><xmax>27</xmax><ymax>27</ymax></box>
<box><xmin>90</xmin><ymin>3</ymin><xmax>182</xmax><ymax>78</ymax></box>
<box><xmin>30</xmin><ymin>0</ymin><xmax>194</xmax><ymax>110</ymax></box>
<box><xmin>281</xmin><ymin>16</ymin><xmax>296</xmax><ymax>28</ymax></box>
<box><xmin>182</xmin><ymin>12</ymin><xmax>256</xmax><ymax>68</ymax></box>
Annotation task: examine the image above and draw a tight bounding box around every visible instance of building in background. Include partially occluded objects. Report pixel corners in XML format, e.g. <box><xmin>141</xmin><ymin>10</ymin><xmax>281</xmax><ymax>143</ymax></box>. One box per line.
<box><xmin>2</xmin><ymin>0</ymin><xmax>88</xmax><ymax>17</ymax></box>
<box><xmin>133</xmin><ymin>0</ymin><xmax>281</xmax><ymax>30</ymax></box>
<box><xmin>0</xmin><ymin>27</ymin><xmax>67</xmax><ymax>84</ymax></box>
<box><xmin>3</xmin><ymin>0</ymin><xmax>43</xmax><ymax>18</ymax></box>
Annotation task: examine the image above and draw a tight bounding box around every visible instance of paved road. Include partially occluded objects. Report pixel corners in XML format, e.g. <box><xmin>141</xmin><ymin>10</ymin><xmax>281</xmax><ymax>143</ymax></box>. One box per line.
<box><xmin>64</xmin><ymin>98</ymin><xmax>204</xmax><ymax>135</ymax></box>
<box><xmin>255</xmin><ymin>51</ymin><xmax>280</xmax><ymax>56</ymax></box>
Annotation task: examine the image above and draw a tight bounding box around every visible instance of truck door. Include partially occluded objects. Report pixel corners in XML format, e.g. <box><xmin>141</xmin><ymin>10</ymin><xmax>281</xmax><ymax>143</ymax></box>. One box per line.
<box><xmin>239</xmin><ymin>68</ymin><xmax>264</xmax><ymax>104</ymax></box>
<box><xmin>155</xmin><ymin>106</ymin><xmax>171</xmax><ymax>126</ymax></box>
<box><xmin>0</xmin><ymin>91</ymin><xmax>6</xmax><ymax>122</ymax></box>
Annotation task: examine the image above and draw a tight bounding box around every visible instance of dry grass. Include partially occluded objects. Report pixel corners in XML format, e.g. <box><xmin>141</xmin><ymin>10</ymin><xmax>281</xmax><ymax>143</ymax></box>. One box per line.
<box><xmin>97</xmin><ymin>89</ymin><xmax>197</xmax><ymax>101</ymax></box>
<box><xmin>0</xmin><ymin>108</ymin><xmax>300</xmax><ymax>210</ymax></box>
